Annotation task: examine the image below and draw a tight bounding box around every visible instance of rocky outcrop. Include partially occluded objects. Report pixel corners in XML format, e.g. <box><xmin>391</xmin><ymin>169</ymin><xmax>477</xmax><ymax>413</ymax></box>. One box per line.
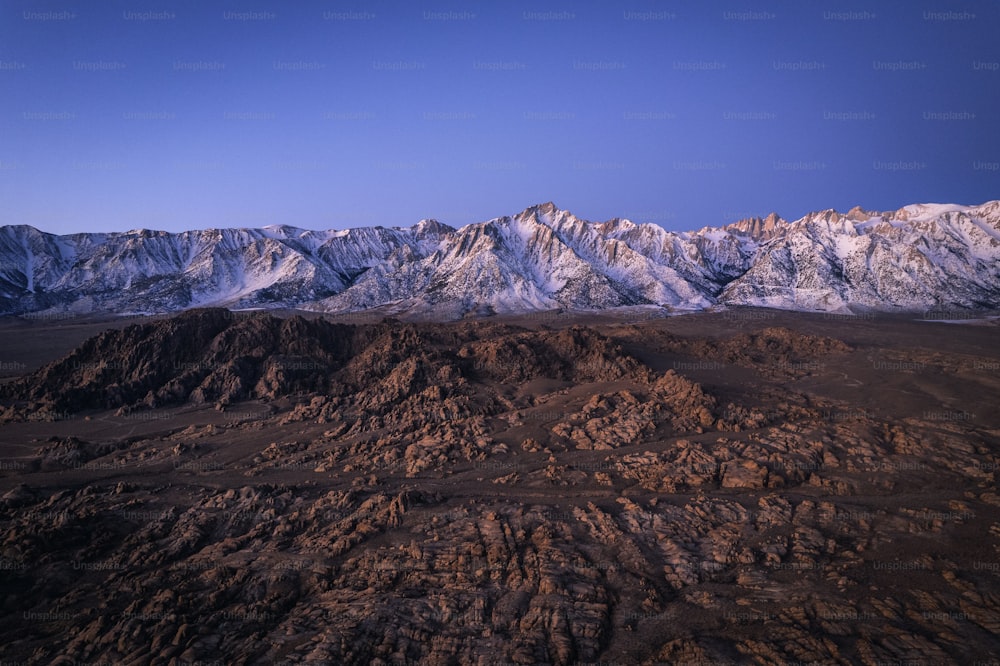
<box><xmin>0</xmin><ymin>312</ymin><xmax>649</xmax><ymax>423</ymax></box>
<box><xmin>1</xmin><ymin>312</ymin><xmax>999</xmax><ymax>664</ymax></box>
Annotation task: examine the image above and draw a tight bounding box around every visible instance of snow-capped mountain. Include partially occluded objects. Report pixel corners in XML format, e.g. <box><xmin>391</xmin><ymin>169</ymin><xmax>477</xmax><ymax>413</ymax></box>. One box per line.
<box><xmin>0</xmin><ymin>200</ymin><xmax>998</xmax><ymax>317</ymax></box>
<box><xmin>720</xmin><ymin>201</ymin><xmax>1000</xmax><ymax>311</ymax></box>
<box><xmin>315</xmin><ymin>202</ymin><xmax>714</xmax><ymax>316</ymax></box>
<box><xmin>0</xmin><ymin>221</ymin><xmax>450</xmax><ymax>315</ymax></box>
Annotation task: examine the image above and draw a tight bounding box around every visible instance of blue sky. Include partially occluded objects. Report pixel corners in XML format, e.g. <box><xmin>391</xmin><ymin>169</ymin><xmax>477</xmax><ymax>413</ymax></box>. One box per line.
<box><xmin>1</xmin><ymin>0</ymin><xmax>997</xmax><ymax>234</ymax></box>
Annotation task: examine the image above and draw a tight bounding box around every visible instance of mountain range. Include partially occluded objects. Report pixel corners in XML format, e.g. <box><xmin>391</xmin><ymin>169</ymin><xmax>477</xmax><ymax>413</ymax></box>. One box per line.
<box><xmin>1</xmin><ymin>200</ymin><xmax>998</xmax><ymax>317</ymax></box>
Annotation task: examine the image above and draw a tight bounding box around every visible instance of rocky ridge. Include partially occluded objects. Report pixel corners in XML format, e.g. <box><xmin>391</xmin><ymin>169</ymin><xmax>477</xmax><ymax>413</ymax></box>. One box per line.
<box><xmin>2</xmin><ymin>200</ymin><xmax>998</xmax><ymax>317</ymax></box>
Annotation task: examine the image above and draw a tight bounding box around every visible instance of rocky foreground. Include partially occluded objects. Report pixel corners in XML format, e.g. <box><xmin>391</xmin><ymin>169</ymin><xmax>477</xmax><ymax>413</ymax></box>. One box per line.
<box><xmin>0</xmin><ymin>309</ymin><xmax>999</xmax><ymax>664</ymax></box>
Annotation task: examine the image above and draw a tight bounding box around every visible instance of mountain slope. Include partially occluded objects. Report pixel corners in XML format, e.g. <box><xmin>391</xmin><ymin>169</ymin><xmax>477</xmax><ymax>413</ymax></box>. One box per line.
<box><xmin>720</xmin><ymin>201</ymin><xmax>1000</xmax><ymax>310</ymax></box>
<box><xmin>316</xmin><ymin>203</ymin><xmax>714</xmax><ymax>316</ymax></box>
<box><xmin>0</xmin><ymin>222</ymin><xmax>454</xmax><ymax>315</ymax></box>
<box><xmin>1</xmin><ymin>200</ymin><xmax>998</xmax><ymax>317</ymax></box>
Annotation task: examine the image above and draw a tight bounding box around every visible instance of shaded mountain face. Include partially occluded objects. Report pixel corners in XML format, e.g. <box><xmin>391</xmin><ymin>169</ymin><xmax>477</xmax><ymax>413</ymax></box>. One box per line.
<box><xmin>0</xmin><ymin>308</ymin><xmax>651</xmax><ymax>421</ymax></box>
<box><xmin>1</xmin><ymin>200</ymin><xmax>998</xmax><ymax>317</ymax></box>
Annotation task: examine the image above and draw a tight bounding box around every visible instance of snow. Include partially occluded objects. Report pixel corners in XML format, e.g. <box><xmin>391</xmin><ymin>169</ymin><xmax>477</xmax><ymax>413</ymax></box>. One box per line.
<box><xmin>258</xmin><ymin>225</ymin><xmax>287</xmax><ymax>240</ymax></box>
<box><xmin>21</xmin><ymin>237</ymin><xmax>34</xmax><ymax>292</ymax></box>
<box><xmin>1</xmin><ymin>199</ymin><xmax>998</xmax><ymax>317</ymax></box>
<box><xmin>507</xmin><ymin>215</ymin><xmax>536</xmax><ymax>249</ymax></box>
<box><xmin>853</xmin><ymin>217</ymin><xmax>883</xmax><ymax>233</ymax></box>
<box><xmin>53</xmin><ymin>236</ymin><xmax>78</xmax><ymax>262</ymax></box>
<box><xmin>698</xmin><ymin>227</ymin><xmax>728</xmax><ymax>243</ymax></box>
<box><xmin>898</xmin><ymin>203</ymin><xmax>970</xmax><ymax>222</ymax></box>
<box><xmin>967</xmin><ymin>215</ymin><xmax>1000</xmax><ymax>243</ymax></box>
<box><xmin>831</xmin><ymin>233</ymin><xmax>861</xmax><ymax>260</ymax></box>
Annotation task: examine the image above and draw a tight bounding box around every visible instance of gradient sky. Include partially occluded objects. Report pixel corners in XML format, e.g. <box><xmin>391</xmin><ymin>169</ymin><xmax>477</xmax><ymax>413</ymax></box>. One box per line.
<box><xmin>1</xmin><ymin>0</ymin><xmax>998</xmax><ymax>234</ymax></box>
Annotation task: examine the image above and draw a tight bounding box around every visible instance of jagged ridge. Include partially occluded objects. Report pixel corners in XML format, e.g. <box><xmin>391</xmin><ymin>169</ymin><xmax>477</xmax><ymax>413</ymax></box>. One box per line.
<box><xmin>1</xmin><ymin>200</ymin><xmax>998</xmax><ymax>317</ymax></box>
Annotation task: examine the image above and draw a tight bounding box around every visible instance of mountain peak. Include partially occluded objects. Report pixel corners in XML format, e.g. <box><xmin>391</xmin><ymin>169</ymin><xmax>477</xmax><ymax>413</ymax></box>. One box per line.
<box><xmin>597</xmin><ymin>217</ymin><xmax>638</xmax><ymax>233</ymax></box>
<box><xmin>410</xmin><ymin>219</ymin><xmax>455</xmax><ymax>239</ymax></box>
<box><xmin>726</xmin><ymin>212</ymin><xmax>785</xmax><ymax>239</ymax></box>
<box><xmin>846</xmin><ymin>205</ymin><xmax>876</xmax><ymax>221</ymax></box>
<box><xmin>891</xmin><ymin>202</ymin><xmax>970</xmax><ymax>222</ymax></box>
<box><xmin>520</xmin><ymin>201</ymin><xmax>561</xmax><ymax>218</ymax></box>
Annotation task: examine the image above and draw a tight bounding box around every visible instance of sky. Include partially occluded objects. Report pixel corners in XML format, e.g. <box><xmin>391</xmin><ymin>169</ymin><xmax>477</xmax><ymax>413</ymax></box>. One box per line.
<box><xmin>1</xmin><ymin>0</ymin><xmax>998</xmax><ymax>235</ymax></box>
